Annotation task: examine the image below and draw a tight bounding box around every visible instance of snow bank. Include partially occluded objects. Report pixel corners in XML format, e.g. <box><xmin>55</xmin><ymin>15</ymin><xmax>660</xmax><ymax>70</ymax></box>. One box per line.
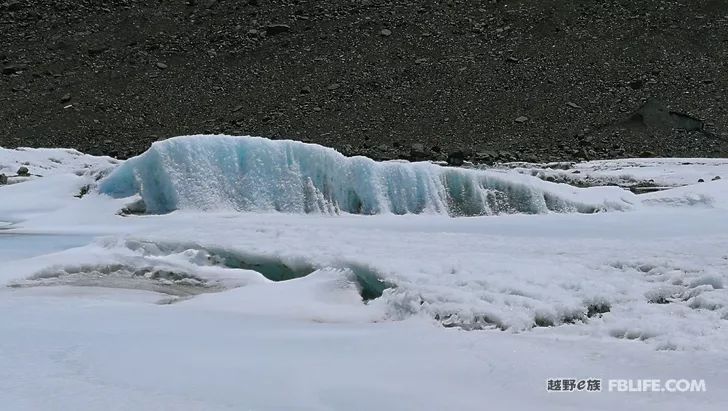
<box><xmin>99</xmin><ymin>135</ymin><xmax>634</xmax><ymax>215</ymax></box>
<box><xmin>502</xmin><ymin>158</ymin><xmax>728</xmax><ymax>189</ymax></box>
<box><xmin>640</xmin><ymin>179</ymin><xmax>728</xmax><ymax>209</ymax></box>
<box><xmin>0</xmin><ymin>146</ymin><xmax>118</xmax><ymax>181</ymax></box>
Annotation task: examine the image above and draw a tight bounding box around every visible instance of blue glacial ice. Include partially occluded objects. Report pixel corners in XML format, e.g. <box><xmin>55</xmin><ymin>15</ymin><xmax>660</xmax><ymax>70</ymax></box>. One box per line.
<box><xmin>98</xmin><ymin>135</ymin><xmax>635</xmax><ymax>216</ymax></box>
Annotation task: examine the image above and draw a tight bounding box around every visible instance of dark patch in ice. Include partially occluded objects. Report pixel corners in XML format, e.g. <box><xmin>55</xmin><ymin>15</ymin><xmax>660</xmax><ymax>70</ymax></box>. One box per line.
<box><xmin>345</xmin><ymin>263</ymin><xmax>395</xmax><ymax>301</ymax></box>
<box><xmin>586</xmin><ymin>302</ymin><xmax>611</xmax><ymax>317</ymax></box>
<box><xmin>533</xmin><ymin>315</ymin><xmax>555</xmax><ymax>328</ymax></box>
<box><xmin>436</xmin><ymin>312</ymin><xmax>507</xmax><ymax>331</ymax></box>
<box><xmin>688</xmin><ymin>296</ymin><xmax>723</xmax><ymax>311</ymax></box>
<box><xmin>120</xmin><ymin>198</ymin><xmax>147</xmax><ymax>215</ymax></box>
<box><xmin>210</xmin><ymin>249</ymin><xmax>393</xmax><ymax>301</ymax></box>
<box><xmin>647</xmin><ymin>295</ymin><xmax>672</xmax><ymax>304</ymax></box>
<box><xmin>609</xmin><ymin>328</ymin><xmax>657</xmax><ymax>341</ymax></box>
<box><xmin>10</xmin><ymin>264</ymin><xmax>223</xmax><ymax>298</ymax></box>
<box><xmin>531</xmin><ymin>302</ymin><xmax>610</xmax><ymax>329</ymax></box>
<box><xmin>75</xmin><ymin>184</ymin><xmax>91</xmax><ymax>198</ymax></box>
<box><xmin>210</xmin><ymin>250</ymin><xmax>315</xmax><ymax>282</ymax></box>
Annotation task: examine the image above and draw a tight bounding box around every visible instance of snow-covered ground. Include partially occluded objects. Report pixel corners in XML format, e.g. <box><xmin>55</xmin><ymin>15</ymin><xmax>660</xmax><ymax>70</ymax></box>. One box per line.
<box><xmin>495</xmin><ymin>158</ymin><xmax>728</xmax><ymax>191</ymax></box>
<box><xmin>2</xmin><ymin>136</ymin><xmax>728</xmax><ymax>410</ymax></box>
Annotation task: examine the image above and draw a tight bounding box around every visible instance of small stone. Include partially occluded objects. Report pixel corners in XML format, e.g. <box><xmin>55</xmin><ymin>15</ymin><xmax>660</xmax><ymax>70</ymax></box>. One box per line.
<box><xmin>247</xmin><ymin>29</ymin><xmax>259</xmax><ymax>36</ymax></box>
<box><xmin>506</xmin><ymin>56</ymin><xmax>519</xmax><ymax>63</ymax></box>
<box><xmin>266</xmin><ymin>24</ymin><xmax>291</xmax><ymax>36</ymax></box>
<box><xmin>515</xmin><ymin>116</ymin><xmax>528</xmax><ymax>123</ymax></box>
<box><xmin>712</xmin><ymin>176</ymin><xmax>721</xmax><ymax>181</ymax></box>
<box><xmin>0</xmin><ymin>174</ymin><xmax>7</xmax><ymax>185</ymax></box>
<box><xmin>2</xmin><ymin>1</ymin><xmax>21</xmax><ymax>11</ymax></box>
<box><xmin>629</xmin><ymin>79</ymin><xmax>644</xmax><ymax>90</ymax></box>
<box><xmin>415</xmin><ymin>58</ymin><xmax>428</xmax><ymax>64</ymax></box>
<box><xmin>313</xmin><ymin>107</ymin><xmax>322</xmax><ymax>112</ymax></box>
<box><xmin>231</xmin><ymin>105</ymin><xmax>243</xmax><ymax>113</ymax></box>
<box><xmin>17</xmin><ymin>166</ymin><xmax>30</xmax><ymax>176</ymax></box>
<box><xmin>1</xmin><ymin>65</ymin><xmax>23</xmax><ymax>75</ymax></box>
<box><xmin>156</xmin><ymin>62</ymin><xmax>168</xmax><ymax>70</ymax></box>
<box><xmin>447</xmin><ymin>151</ymin><xmax>465</xmax><ymax>166</ymax></box>
<box><xmin>60</xmin><ymin>93</ymin><xmax>71</xmax><ymax>103</ymax></box>
<box><xmin>410</xmin><ymin>143</ymin><xmax>427</xmax><ymax>160</ymax></box>
<box><xmin>698</xmin><ymin>179</ymin><xmax>705</xmax><ymax>183</ymax></box>
<box><xmin>380</xmin><ymin>29</ymin><xmax>392</xmax><ymax>37</ymax></box>
<box><xmin>566</xmin><ymin>102</ymin><xmax>582</xmax><ymax>109</ymax></box>
<box><xmin>474</xmin><ymin>151</ymin><xmax>495</xmax><ymax>163</ymax></box>
<box><xmin>498</xmin><ymin>151</ymin><xmax>514</xmax><ymax>161</ymax></box>
<box><xmin>327</xmin><ymin>83</ymin><xmax>340</xmax><ymax>91</ymax></box>
<box><xmin>87</xmin><ymin>45</ymin><xmax>109</xmax><ymax>56</ymax></box>
<box><xmin>300</xmin><ymin>86</ymin><xmax>312</xmax><ymax>94</ymax></box>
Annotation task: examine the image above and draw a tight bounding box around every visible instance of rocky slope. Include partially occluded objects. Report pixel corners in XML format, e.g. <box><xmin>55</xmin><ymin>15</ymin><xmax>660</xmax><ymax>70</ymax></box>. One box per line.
<box><xmin>1</xmin><ymin>0</ymin><xmax>727</xmax><ymax>163</ymax></box>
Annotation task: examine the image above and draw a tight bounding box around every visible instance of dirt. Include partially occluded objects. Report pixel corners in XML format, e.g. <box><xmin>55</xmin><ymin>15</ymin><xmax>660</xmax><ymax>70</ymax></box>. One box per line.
<box><xmin>2</xmin><ymin>0</ymin><xmax>727</xmax><ymax>163</ymax></box>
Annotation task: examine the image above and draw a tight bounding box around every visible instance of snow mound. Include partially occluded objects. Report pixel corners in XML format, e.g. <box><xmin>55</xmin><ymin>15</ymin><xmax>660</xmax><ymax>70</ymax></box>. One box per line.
<box><xmin>99</xmin><ymin>135</ymin><xmax>634</xmax><ymax>215</ymax></box>
<box><xmin>640</xmin><ymin>180</ymin><xmax>728</xmax><ymax>209</ymax></box>
<box><xmin>0</xmin><ymin>146</ymin><xmax>118</xmax><ymax>181</ymax></box>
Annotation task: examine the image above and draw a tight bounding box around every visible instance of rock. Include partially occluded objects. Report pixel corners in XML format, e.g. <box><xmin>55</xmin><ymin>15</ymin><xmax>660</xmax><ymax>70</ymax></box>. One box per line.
<box><xmin>414</xmin><ymin>58</ymin><xmax>428</xmax><ymax>64</ymax></box>
<box><xmin>639</xmin><ymin>150</ymin><xmax>656</xmax><ymax>158</ymax></box>
<box><xmin>17</xmin><ymin>166</ymin><xmax>29</xmax><ymax>176</ymax></box>
<box><xmin>446</xmin><ymin>151</ymin><xmax>465</xmax><ymax>166</ymax></box>
<box><xmin>2</xmin><ymin>1</ymin><xmax>21</xmax><ymax>11</ymax></box>
<box><xmin>624</xmin><ymin>98</ymin><xmax>703</xmax><ymax>131</ymax></box>
<box><xmin>629</xmin><ymin>79</ymin><xmax>644</xmax><ymax>90</ymax></box>
<box><xmin>60</xmin><ymin>93</ymin><xmax>71</xmax><ymax>103</ymax></box>
<box><xmin>121</xmin><ymin>199</ymin><xmax>147</xmax><ymax>215</ymax></box>
<box><xmin>498</xmin><ymin>151</ymin><xmax>514</xmax><ymax>161</ymax></box>
<box><xmin>514</xmin><ymin>116</ymin><xmax>528</xmax><ymax>123</ymax></box>
<box><xmin>300</xmin><ymin>86</ymin><xmax>312</xmax><ymax>94</ymax></box>
<box><xmin>410</xmin><ymin>143</ymin><xmax>427</xmax><ymax>160</ymax></box>
<box><xmin>698</xmin><ymin>179</ymin><xmax>705</xmax><ymax>183</ymax></box>
<box><xmin>379</xmin><ymin>29</ymin><xmax>392</xmax><ymax>37</ymax></box>
<box><xmin>327</xmin><ymin>83</ymin><xmax>340</xmax><ymax>91</ymax></box>
<box><xmin>474</xmin><ymin>151</ymin><xmax>495</xmax><ymax>163</ymax></box>
<box><xmin>156</xmin><ymin>62</ymin><xmax>168</xmax><ymax>70</ymax></box>
<box><xmin>265</xmin><ymin>24</ymin><xmax>291</xmax><ymax>36</ymax></box>
<box><xmin>566</xmin><ymin>102</ymin><xmax>581</xmax><ymax>109</ymax></box>
<box><xmin>231</xmin><ymin>105</ymin><xmax>243</xmax><ymax>113</ymax></box>
<box><xmin>0</xmin><ymin>174</ymin><xmax>7</xmax><ymax>185</ymax></box>
<box><xmin>2</xmin><ymin>64</ymin><xmax>24</xmax><ymax>75</ymax></box>
<box><xmin>506</xmin><ymin>56</ymin><xmax>519</xmax><ymax>63</ymax></box>
<box><xmin>87</xmin><ymin>45</ymin><xmax>109</xmax><ymax>56</ymax></box>
<box><xmin>712</xmin><ymin>176</ymin><xmax>721</xmax><ymax>181</ymax></box>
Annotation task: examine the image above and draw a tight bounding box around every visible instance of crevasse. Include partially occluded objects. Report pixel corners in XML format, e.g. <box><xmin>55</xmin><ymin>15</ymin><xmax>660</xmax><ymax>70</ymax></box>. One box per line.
<box><xmin>98</xmin><ymin>135</ymin><xmax>634</xmax><ymax>215</ymax></box>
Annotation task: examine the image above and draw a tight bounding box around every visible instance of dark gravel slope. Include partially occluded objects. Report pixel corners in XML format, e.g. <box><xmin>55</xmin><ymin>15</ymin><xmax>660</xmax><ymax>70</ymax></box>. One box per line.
<box><xmin>1</xmin><ymin>0</ymin><xmax>727</xmax><ymax>162</ymax></box>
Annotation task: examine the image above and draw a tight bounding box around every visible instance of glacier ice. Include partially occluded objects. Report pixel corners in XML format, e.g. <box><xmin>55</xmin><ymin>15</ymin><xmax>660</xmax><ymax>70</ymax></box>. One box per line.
<box><xmin>98</xmin><ymin>135</ymin><xmax>634</xmax><ymax>216</ymax></box>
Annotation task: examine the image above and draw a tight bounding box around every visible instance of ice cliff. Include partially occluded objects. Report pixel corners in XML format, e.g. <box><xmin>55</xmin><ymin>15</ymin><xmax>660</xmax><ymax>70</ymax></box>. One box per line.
<box><xmin>98</xmin><ymin>135</ymin><xmax>634</xmax><ymax>215</ymax></box>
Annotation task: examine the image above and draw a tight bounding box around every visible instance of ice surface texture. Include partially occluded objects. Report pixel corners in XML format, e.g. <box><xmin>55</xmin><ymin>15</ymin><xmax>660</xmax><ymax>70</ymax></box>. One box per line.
<box><xmin>99</xmin><ymin>135</ymin><xmax>633</xmax><ymax>215</ymax></box>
